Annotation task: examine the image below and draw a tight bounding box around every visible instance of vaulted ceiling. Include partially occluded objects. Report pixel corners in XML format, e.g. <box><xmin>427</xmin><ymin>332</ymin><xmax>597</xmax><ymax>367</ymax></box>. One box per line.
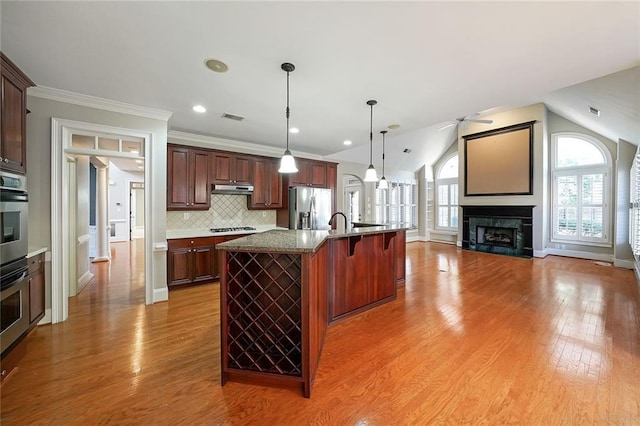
<box><xmin>2</xmin><ymin>1</ymin><xmax>638</xmax><ymax>172</ymax></box>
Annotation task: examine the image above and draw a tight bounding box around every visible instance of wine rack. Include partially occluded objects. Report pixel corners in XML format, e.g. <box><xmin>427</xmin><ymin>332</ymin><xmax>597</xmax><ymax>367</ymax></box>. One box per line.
<box><xmin>225</xmin><ymin>251</ymin><xmax>302</xmax><ymax>376</ymax></box>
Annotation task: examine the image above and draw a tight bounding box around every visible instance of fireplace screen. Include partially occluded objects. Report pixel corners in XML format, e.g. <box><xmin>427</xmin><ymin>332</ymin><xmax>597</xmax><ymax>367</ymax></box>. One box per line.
<box><xmin>476</xmin><ymin>226</ymin><xmax>517</xmax><ymax>248</ymax></box>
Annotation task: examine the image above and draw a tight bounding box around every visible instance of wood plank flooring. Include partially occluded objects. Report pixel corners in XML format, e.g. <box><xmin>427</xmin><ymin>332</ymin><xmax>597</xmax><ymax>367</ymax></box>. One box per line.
<box><xmin>2</xmin><ymin>241</ymin><xmax>639</xmax><ymax>424</ymax></box>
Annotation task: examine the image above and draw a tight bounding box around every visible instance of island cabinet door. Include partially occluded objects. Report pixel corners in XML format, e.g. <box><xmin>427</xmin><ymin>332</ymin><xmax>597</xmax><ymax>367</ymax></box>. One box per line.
<box><xmin>331</xmin><ymin>236</ymin><xmax>369</xmax><ymax>319</ymax></box>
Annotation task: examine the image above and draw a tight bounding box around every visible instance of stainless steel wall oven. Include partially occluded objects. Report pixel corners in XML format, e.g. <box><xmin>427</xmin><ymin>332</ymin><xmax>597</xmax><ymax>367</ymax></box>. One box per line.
<box><xmin>0</xmin><ymin>170</ymin><xmax>29</xmax><ymax>357</ymax></box>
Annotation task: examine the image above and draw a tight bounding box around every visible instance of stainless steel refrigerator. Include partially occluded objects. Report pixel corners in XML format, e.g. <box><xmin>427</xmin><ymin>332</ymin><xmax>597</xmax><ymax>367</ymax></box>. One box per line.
<box><xmin>288</xmin><ymin>186</ymin><xmax>332</xmax><ymax>230</ymax></box>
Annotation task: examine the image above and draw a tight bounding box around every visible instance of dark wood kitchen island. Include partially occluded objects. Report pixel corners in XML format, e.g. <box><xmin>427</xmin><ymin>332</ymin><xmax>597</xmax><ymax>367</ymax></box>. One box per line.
<box><xmin>216</xmin><ymin>226</ymin><xmax>406</xmax><ymax>397</ymax></box>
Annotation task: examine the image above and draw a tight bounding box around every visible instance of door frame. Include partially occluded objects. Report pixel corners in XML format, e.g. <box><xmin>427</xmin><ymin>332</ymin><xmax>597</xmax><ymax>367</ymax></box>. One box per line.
<box><xmin>129</xmin><ymin>180</ymin><xmax>145</xmax><ymax>240</ymax></box>
<box><xmin>51</xmin><ymin>118</ymin><xmax>153</xmax><ymax>323</ymax></box>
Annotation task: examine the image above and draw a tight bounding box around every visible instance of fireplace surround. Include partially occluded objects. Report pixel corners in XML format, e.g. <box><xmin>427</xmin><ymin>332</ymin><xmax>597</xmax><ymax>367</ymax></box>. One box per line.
<box><xmin>461</xmin><ymin>205</ymin><xmax>534</xmax><ymax>258</ymax></box>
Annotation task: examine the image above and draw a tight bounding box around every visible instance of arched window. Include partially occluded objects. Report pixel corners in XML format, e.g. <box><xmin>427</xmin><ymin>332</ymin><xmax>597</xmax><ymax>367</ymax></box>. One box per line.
<box><xmin>551</xmin><ymin>133</ymin><xmax>611</xmax><ymax>245</ymax></box>
<box><xmin>436</xmin><ymin>154</ymin><xmax>458</xmax><ymax>230</ymax></box>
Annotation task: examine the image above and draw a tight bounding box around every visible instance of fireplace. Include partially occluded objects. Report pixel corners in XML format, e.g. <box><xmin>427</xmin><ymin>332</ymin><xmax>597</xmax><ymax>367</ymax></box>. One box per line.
<box><xmin>461</xmin><ymin>205</ymin><xmax>534</xmax><ymax>258</ymax></box>
<box><xmin>477</xmin><ymin>226</ymin><xmax>517</xmax><ymax>248</ymax></box>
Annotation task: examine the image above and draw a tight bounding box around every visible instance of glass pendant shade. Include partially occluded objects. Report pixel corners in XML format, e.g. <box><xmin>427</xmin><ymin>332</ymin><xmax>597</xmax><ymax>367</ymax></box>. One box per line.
<box><xmin>364</xmin><ymin>164</ymin><xmax>378</xmax><ymax>182</ymax></box>
<box><xmin>378</xmin><ymin>176</ymin><xmax>388</xmax><ymax>189</ymax></box>
<box><xmin>278</xmin><ymin>149</ymin><xmax>298</xmax><ymax>173</ymax></box>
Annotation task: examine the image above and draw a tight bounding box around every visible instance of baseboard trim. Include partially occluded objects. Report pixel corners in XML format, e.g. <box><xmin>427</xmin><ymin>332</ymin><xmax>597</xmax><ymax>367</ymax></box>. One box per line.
<box><xmin>77</xmin><ymin>271</ymin><xmax>94</xmax><ymax>292</ymax></box>
<box><xmin>406</xmin><ymin>235</ymin><xmax>420</xmax><ymax>243</ymax></box>
<box><xmin>153</xmin><ymin>287</ymin><xmax>169</xmax><ymax>303</ymax></box>
<box><xmin>534</xmin><ymin>249</ymin><xmax>548</xmax><ymax>258</ymax></box>
<box><xmin>91</xmin><ymin>256</ymin><xmax>110</xmax><ymax>263</ymax></box>
<box><xmin>38</xmin><ymin>308</ymin><xmax>52</xmax><ymax>325</ymax></box>
<box><xmin>456</xmin><ymin>241</ymin><xmax>462</xmax><ymax>248</ymax></box>
<box><xmin>543</xmin><ymin>248</ymin><xmax>614</xmax><ymax>263</ymax></box>
<box><xmin>613</xmin><ymin>258</ymin><xmax>635</xmax><ymax>269</ymax></box>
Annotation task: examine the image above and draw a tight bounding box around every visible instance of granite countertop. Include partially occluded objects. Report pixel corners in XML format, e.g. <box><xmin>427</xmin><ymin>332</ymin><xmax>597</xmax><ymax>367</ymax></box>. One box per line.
<box><xmin>216</xmin><ymin>225</ymin><xmax>408</xmax><ymax>253</ymax></box>
<box><xmin>166</xmin><ymin>225</ymin><xmax>288</xmax><ymax>240</ymax></box>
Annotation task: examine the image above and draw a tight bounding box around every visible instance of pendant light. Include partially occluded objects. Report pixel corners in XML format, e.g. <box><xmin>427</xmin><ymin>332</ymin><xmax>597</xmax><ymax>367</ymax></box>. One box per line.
<box><xmin>378</xmin><ymin>130</ymin><xmax>388</xmax><ymax>190</ymax></box>
<box><xmin>363</xmin><ymin>99</ymin><xmax>378</xmax><ymax>182</ymax></box>
<box><xmin>278</xmin><ymin>62</ymin><xmax>298</xmax><ymax>173</ymax></box>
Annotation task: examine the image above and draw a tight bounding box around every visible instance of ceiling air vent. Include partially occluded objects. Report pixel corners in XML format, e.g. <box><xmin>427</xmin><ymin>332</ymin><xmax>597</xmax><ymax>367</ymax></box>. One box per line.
<box><xmin>403</xmin><ymin>148</ymin><xmax>412</xmax><ymax>154</ymax></box>
<box><xmin>221</xmin><ymin>112</ymin><xmax>245</xmax><ymax>121</ymax></box>
<box><xmin>589</xmin><ymin>106</ymin><xmax>600</xmax><ymax>116</ymax></box>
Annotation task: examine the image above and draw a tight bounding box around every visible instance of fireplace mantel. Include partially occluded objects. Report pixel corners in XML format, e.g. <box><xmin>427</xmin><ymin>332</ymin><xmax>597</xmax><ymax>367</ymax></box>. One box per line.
<box><xmin>461</xmin><ymin>205</ymin><xmax>535</xmax><ymax>258</ymax></box>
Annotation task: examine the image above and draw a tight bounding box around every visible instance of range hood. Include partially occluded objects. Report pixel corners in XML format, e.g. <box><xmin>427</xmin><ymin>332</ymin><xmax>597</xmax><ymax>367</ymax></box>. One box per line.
<box><xmin>211</xmin><ymin>184</ymin><xmax>254</xmax><ymax>195</ymax></box>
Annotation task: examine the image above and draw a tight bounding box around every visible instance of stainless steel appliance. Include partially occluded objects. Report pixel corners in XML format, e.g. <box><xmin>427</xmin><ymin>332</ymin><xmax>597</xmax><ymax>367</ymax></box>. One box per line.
<box><xmin>1</xmin><ymin>257</ymin><xmax>29</xmax><ymax>355</ymax></box>
<box><xmin>0</xmin><ymin>170</ymin><xmax>29</xmax><ymax>357</ymax></box>
<box><xmin>288</xmin><ymin>186</ymin><xmax>332</xmax><ymax>230</ymax></box>
<box><xmin>1</xmin><ymin>171</ymin><xmax>28</xmax><ymax>266</ymax></box>
<box><xmin>211</xmin><ymin>184</ymin><xmax>254</xmax><ymax>195</ymax></box>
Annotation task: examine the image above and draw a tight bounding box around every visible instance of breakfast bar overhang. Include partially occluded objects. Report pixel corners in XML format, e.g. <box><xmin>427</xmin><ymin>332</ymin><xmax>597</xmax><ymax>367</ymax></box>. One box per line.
<box><xmin>216</xmin><ymin>226</ymin><xmax>406</xmax><ymax>397</ymax></box>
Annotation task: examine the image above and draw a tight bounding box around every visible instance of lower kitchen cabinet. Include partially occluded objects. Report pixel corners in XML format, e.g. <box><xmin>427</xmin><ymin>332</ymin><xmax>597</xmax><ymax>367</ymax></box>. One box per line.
<box><xmin>167</xmin><ymin>237</ymin><xmax>217</xmax><ymax>287</ymax></box>
<box><xmin>28</xmin><ymin>253</ymin><xmax>45</xmax><ymax>330</ymax></box>
<box><xmin>167</xmin><ymin>234</ymin><xmax>249</xmax><ymax>287</ymax></box>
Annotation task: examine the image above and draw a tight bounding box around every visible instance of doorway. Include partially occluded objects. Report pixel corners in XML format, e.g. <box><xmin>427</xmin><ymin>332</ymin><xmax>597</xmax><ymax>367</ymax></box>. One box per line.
<box><xmin>129</xmin><ymin>181</ymin><xmax>145</xmax><ymax>240</ymax></box>
<box><xmin>343</xmin><ymin>175</ymin><xmax>364</xmax><ymax>225</ymax></box>
<box><xmin>51</xmin><ymin>118</ymin><xmax>154</xmax><ymax>323</ymax></box>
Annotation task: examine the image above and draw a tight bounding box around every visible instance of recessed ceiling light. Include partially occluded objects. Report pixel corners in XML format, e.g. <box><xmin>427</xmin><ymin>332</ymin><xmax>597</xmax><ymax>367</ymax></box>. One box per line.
<box><xmin>388</xmin><ymin>124</ymin><xmax>400</xmax><ymax>130</ymax></box>
<box><xmin>204</xmin><ymin>58</ymin><xmax>228</xmax><ymax>73</ymax></box>
<box><xmin>135</xmin><ymin>160</ymin><xmax>143</xmax><ymax>164</ymax></box>
<box><xmin>289</xmin><ymin>127</ymin><xmax>299</xmax><ymax>134</ymax></box>
<box><xmin>343</xmin><ymin>140</ymin><xmax>352</xmax><ymax>146</ymax></box>
<box><xmin>589</xmin><ymin>106</ymin><xmax>600</xmax><ymax>116</ymax></box>
<box><xmin>192</xmin><ymin>105</ymin><xmax>206</xmax><ymax>113</ymax></box>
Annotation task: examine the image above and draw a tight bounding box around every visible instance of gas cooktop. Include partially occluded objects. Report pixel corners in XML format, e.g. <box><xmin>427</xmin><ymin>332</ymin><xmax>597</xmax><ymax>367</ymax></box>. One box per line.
<box><xmin>210</xmin><ymin>226</ymin><xmax>256</xmax><ymax>233</ymax></box>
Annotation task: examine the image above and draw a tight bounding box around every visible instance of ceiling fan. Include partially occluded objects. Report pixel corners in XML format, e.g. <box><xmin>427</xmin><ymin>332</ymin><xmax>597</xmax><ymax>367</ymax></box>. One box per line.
<box><xmin>438</xmin><ymin>113</ymin><xmax>493</xmax><ymax>131</ymax></box>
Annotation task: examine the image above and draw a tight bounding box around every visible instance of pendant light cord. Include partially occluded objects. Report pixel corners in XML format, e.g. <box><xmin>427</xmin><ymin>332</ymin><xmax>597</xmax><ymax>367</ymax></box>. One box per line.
<box><xmin>369</xmin><ymin>103</ymin><xmax>373</xmax><ymax>164</ymax></box>
<box><xmin>382</xmin><ymin>132</ymin><xmax>385</xmax><ymax>176</ymax></box>
<box><xmin>285</xmin><ymin>70</ymin><xmax>290</xmax><ymax>151</ymax></box>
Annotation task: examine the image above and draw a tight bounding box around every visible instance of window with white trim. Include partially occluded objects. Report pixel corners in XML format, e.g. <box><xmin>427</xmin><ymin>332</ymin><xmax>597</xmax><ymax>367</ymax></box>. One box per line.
<box><xmin>435</xmin><ymin>154</ymin><xmax>458</xmax><ymax>230</ymax></box>
<box><xmin>375</xmin><ymin>179</ymin><xmax>417</xmax><ymax>227</ymax></box>
<box><xmin>551</xmin><ymin>133</ymin><xmax>611</xmax><ymax>245</ymax></box>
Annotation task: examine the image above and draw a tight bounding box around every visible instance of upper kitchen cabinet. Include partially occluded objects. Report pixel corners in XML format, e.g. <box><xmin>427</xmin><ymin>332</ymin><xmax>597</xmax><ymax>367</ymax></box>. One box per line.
<box><xmin>289</xmin><ymin>159</ymin><xmax>329</xmax><ymax>188</ymax></box>
<box><xmin>167</xmin><ymin>145</ymin><xmax>211</xmax><ymax>210</ymax></box>
<box><xmin>211</xmin><ymin>152</ymin><xmax>252</xmax><ymax>185</ymax></box>
<box><xmin>1</xmin><ymin>53</ymin><xmax>35</xmax><ymax>175</ymax></box>
<box><xmin>249</xmin><ymin>157</ymin><xmax>282</xmax><ymax>209</ymax></box>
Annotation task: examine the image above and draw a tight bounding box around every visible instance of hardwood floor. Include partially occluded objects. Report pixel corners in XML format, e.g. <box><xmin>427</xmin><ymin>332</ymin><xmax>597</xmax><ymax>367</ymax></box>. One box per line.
<box><xmin>2</xmin><ymin>241</ymin><xmax>639</xmax><ymax>424</ymax></box>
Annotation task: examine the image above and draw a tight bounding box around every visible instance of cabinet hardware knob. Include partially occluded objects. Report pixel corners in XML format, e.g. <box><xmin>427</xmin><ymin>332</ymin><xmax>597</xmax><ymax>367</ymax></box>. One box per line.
<box><xmin>1</xmin><ymin>369</ymin><xmax>6</xmax><ymax>376</ymax></box>
<box><xmin>190</xmin><ymin>241</ymin><xmax>194</xmax><ymax>244</ymax></box>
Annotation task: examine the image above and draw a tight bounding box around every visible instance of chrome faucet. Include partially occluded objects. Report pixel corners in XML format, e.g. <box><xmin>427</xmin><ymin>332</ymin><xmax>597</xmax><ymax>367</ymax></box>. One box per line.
<box><xmin>328</xmin><ymin>212</ymin><xmax>348</xmax><ymax>228</ymax></box>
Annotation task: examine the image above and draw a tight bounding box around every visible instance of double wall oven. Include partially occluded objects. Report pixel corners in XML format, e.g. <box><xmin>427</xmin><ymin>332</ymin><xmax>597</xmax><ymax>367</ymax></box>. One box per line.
<box><xmin>1</xmin><ymin>170</ymin><xmax>29</xmax><ymax>356</ymax></box>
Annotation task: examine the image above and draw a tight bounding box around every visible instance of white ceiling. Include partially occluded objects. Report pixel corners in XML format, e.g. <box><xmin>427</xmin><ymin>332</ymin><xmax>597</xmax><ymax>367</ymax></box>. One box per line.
<box><xmin>2</xmin><ymin>2</ymin><xmax>639</xmax><ymax>172</ymax></box>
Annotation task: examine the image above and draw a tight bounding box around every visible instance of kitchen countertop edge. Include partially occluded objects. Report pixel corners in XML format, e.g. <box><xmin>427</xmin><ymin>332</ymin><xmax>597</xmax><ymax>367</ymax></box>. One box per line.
<box><xmin>27</xmin><ymin>246</ymin><xmax>48</xmax><ymax>258</ymax></box>
<box><xmin>216</xmin><ymin>225</ymin><xmax>408</xmax><ymax>253</ymax></box>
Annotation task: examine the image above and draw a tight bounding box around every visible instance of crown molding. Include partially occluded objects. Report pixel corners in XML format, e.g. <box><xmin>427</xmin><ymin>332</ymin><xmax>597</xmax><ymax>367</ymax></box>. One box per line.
<box><xmin>168</xmin><ymin>130</ymin><xmax>322</xmax><ymax>160</ymax></box>
<box><xmin>28</xmin><ymin>86</ymin><xmax>173</xmax><ymax>122</ymax></box>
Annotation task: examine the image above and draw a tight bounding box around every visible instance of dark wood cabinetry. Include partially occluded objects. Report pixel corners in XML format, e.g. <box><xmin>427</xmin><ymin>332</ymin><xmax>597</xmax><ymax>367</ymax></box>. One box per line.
<box><xmin>167</xmin><ymin>237</ymin><xmax>217</xmax><ymax>287</ymax></box>
<box><xmin>220</xmin><ymin>241</ymin><xmax>329</xmax><ymax>398</ymax></box>
<box><xmin>330</xmin><ymin>232</ymin><xmax>398</xmax><ymax>322</ymax></box>
<box><xmin>28</xmin><ymin>253</ymin><xmax>45</xmax><ymax>330</ymax></box>
<box><xmin>248</xmin><ymin>157</ymin><xmax>282</xmax><ymax>209</ymax></box>
<box><xmin>1</xmin><ymin>53</ymin><xmax>35</xmax><ymax>175</ymax></box>
<box><xmin>211</xmin><ymin>152</ymin><xmax>252</xmax><ymax>185</ymax></box>
<box><xmin>289</xmin><ymin>159</ymin><xmax>328</xmax><ymax>188</ymax></box>
<box><xmin>167</xmin><ymin>234</ymin><xmax>247</xmax><ymax>288</ymax></box>
<box><xmin>167</xmin><ymin>145</ymin><xmax>210</xmax><ymax>210</ymax></box>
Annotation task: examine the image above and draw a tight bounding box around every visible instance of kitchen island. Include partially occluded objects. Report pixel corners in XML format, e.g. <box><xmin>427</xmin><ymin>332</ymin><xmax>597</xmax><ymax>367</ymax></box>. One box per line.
<box><xmin>216</xmin><ymin>226</ymin><xmax>406</xmax><ymax>397</ymax></box>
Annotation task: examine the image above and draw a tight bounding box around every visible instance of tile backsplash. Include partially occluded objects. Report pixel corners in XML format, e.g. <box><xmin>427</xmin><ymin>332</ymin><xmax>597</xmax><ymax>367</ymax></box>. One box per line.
<box><xmin>166</xmin><ymin>194</ymin><xmax>277</xmax><ymax>230</ymax></box>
